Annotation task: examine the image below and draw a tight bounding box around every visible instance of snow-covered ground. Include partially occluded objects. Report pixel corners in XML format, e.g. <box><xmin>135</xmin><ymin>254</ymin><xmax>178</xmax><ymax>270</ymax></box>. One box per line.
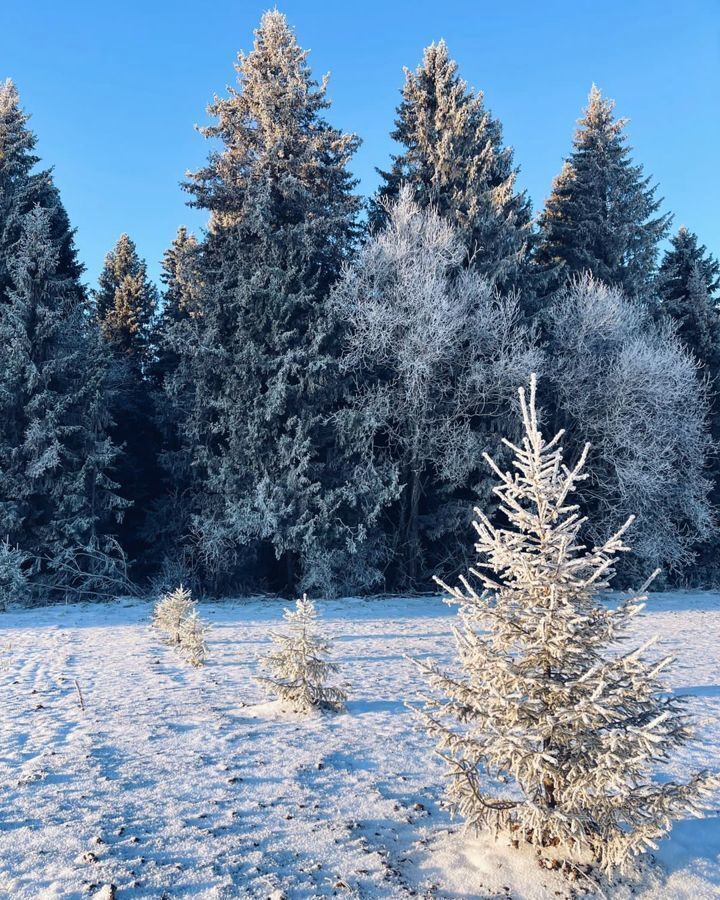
<box><xmin>1</xmin><ymin>592</ymin><xmax>718</xmax><ymax>899</ymax></box>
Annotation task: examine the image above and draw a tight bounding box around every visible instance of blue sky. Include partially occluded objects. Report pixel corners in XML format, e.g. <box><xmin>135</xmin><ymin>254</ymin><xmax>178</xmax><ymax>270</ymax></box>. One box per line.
<box><xmin>1</xmin><ymin>0</ymin><xmax>718</xmax><ymax>286</ymax></box>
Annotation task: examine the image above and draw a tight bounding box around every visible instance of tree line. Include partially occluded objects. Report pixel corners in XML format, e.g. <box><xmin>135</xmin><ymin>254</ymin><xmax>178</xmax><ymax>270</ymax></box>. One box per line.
<box><xmin>0</xmin><ymin>10</ymin><xmax>718</xmax><ymax>603</ymax></box>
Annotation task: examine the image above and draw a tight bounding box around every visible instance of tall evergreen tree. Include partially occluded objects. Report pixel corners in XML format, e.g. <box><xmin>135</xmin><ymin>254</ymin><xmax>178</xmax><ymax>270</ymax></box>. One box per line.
<box><xmin>0</xmin><ymin>80</ymin><xmax>81</xmax><ymax>302</ymax></box>
<box><xmin>95</xmin><ymin>234</ymin><xmax>157</xmax><ymax>358</ymax></box>
<box><xmin>151</xmin><ymin>226</ymin><xmax>202</xmax><ymax>391</ymax></box>
<box><xmin>158</xmin><ymin>227</ymin><xmax>201</xmax><ymax>324</ymax></box>
<box><xmin>0</xmin><ymin>206</ymin><xmax>125</xmax><ymax>598</ymax></box>
<box><xmin>657</xmin><ymin>226</ymin><xmax>720</xmax><ymax>357</ymax></box>
<box><xmin>537</xmin><ymin>86</ymin><xmax>670</xmax><ymax>300</ymax></box>
<box><xmin>374</xmin><ymin>41</ymin><xmax>533</xmax><ymax>290</ymax></box>
<box><xmin>152</xmin><ymin>228</ymin><xmax>201</xmax><ymax>428</ymax></box>
<box><xmin>143</xmin><ymin>226</ymin><xmax>203</xmax><ymax>579</ymax></box>
<box><xmin>94</xmin><ymin>234</ymin><xmax>159</xmax><ymax>572</ymax></box>
<box><xmin>169</xmin><ymin>11</ymin><xmax>375</xmax><ymax>595</ymax></box>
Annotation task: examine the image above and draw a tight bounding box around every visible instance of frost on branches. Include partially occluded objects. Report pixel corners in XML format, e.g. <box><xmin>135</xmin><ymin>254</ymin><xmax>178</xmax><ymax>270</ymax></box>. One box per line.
<box><xmin>415</xmin><ymin>375</ymin><xmax>719</xmax><ymax>873</ymax></box>
<box><xmin>152</xmin><ymin>585</ymin><xmax>193</xmax><ymax>643</ymax></box>
<box><xmin>178</xmin><ymin>608</ymin><xmax>209</xmax><ymax>667</ymax></box>
<box><xmin>256</xmin><ymin>595</ymin><xmax>346</xmax><ymax>713</ymax></box>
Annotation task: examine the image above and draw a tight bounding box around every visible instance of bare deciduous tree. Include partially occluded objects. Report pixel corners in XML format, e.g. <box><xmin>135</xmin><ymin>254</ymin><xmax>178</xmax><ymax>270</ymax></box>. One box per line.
<box><xmin>545</xmin><ymin>274</ymin><xmax>714</xmax><ymax>576</ymax></box>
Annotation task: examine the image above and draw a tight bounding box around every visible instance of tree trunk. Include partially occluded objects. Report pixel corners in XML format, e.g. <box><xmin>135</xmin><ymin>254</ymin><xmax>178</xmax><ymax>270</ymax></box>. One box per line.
<box><xmin>407</xmin><ymin>465</ymin><xmax>422</xmax><ymax>587</ymax></box>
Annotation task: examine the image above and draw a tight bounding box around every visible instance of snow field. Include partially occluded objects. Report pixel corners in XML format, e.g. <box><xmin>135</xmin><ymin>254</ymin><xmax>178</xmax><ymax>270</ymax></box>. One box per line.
<box><xmin>0</xmin><ymin>593</ymin><xmax>718</xmax><ymax>899</ymax></box>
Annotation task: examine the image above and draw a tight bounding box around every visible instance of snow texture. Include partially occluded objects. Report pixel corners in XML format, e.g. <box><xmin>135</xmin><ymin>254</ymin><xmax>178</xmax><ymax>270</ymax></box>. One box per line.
<box><xmin>0</xmin><ymin>593</ymin><xmax>718</xmax><ymax>898</ymax></box>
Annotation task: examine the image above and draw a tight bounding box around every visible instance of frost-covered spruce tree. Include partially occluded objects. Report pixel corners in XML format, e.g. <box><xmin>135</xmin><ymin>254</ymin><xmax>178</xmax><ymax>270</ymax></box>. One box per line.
<box><xmin>171</xmin><ymin>10</ymin><xmax>377</xmax><ymax>595</ymax></box>
<box><xmin>416</xmin><ymin>375</ymin><xmax>718</xmax><ymax>873</ymax></box>
<box><xmin>1</xmin><ymin>81</ymin><xmax>125</xmax><ymax>599</ymax></box>
<box><xmin>94</xmin><ymin>234</ymin><xmax>161</xmax><ymax>571</ymax></box>
<box><xmin>94</xmin><ymin>234</ymin><xmax>157</xmax><ymax>358</ymax></box>
<box><xmin>152</xmin><ymin>585</ymin><xmax>209</xmax><ymax>664</ymax></box>
<box><xmin>153</xmin><ymin>225</ymin><xmax>201</xmax><ymax>385</ymax></box>
<box><xmin>657</xmin><ymin>227</ymin><xmax>720</xmax><ymax>370</ymax></box>
<box><xmin>658</xmin><ymin>226</ymin><xmax>720</xmax><ymax>303</ymax></box>
<box><xmin>333</xmin><ymin>188</ymin><xmax>540</xmax><ymax>589</ymax></box>
<box><xmin>256</xmin><ymin>595</ymin><xmax>346</xmax><ymax>713</ymax></box>
<box><xmin>158</xmin><ymin>227</ymin><xmax>201</xmax><ymax>324</ymax></box>
<box><xmin>537</xmin><ymin>86</ymin><xmax>670</xmax><ymax>301</ymax></box>
<box><xmin>0</xmin><ymin>80</ymin><xmax>81</xmax><ymax>304</ymax></box>
<box><xmin>0</xmin><ymin>206</ymin><xmax>126</xmax><ymax>598</ymax></box>
<box><xmin>374</xmin><ymin>41</ymin><xmax>533</xmax><ymax>292</ymax></box>
<box><xmin>144</xmin><ymin>227</ymin><xmax>203</xmax><ymax>574</ymax></box>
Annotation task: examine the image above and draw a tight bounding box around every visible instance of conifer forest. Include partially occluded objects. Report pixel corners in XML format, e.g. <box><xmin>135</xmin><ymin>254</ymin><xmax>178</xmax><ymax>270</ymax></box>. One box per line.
<box><xmin>1</xmin><ymin>8</ymin><xmax>719</xmax><ymax>899</ymax></box>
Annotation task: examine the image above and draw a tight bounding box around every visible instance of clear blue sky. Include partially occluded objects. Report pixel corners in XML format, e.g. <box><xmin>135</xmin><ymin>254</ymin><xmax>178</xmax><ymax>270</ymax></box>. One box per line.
<box><xmin>1</xmin><ymin>0</ymin><xmax>718</xmax><ymax>287</ymax></box>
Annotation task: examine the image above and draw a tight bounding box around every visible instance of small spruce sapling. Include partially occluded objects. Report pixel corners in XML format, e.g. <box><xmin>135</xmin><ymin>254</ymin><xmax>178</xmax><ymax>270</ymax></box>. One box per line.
<box><xmin>152</xmin><ymin>585</ymin><xmax>209</xmax><ymax>665</ymax></box>
<box><xmin>152</xmin><ymin>585</ymin><xmax>193</xmax><ymax>644</ymax></box>
<box><xmin>178</xmin><ymin>609</ymin><xmax>209</xmax><ymax>667</ymax></box>
<box><xmin>414</xmin><ymin>374</ymin><xmax>719</xmax><ymax>873</ymax></box>
<box><xmin>256</xmin><ymin>595</ymin><xmax>346</xmax><ymax>713</ymax></box>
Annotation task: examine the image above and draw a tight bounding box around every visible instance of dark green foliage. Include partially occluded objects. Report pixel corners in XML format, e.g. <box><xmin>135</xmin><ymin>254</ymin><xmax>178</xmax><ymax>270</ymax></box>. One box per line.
<box><xmin>94</xmin><ymin>234</ymin><xmax>160</xmax><ymax>573</ymax></box>
<box><xmin>162</xmin><ymin>11</ymin><xmax>382</xmax><ymax>596</ymax></box>
<box><xmin>657</xmin><ymin>227</ymin><xmax>720</xmax><ymax>366</ymax></box>
<box><xmin>537</xmin><ymin>86</ymin><xmax>670</xmax><ymax>301</ymax></box>
<box><xmin>0</xmin><ymin>206</ymin><xmax>126</xmax><ymax>598</ymax></box>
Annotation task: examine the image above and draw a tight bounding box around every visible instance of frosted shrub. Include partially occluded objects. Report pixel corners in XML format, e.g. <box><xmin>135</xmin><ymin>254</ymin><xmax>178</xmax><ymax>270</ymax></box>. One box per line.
<box><xmin>546</xmin><ymin>274</ymin><xmax>713</xmax><ymax>577</ymax></box>
<box><xmin>256</xmin><ymin>595</ymin><xmax>346</xmax><ymax>713</ymax></box>
<box><xmin>415</xmin><ymin>374</ymin><xmax>719</xmax><ymax>874</ymax></box>
<box><xmin>149</xmin><ymin>555</ymin><xmax>196</xmax><ymax>601</ymax></box>
<box><xmin>0</xmin><ymin>539</ymin><xmax>29</xmax><ymax>609</ymax></box>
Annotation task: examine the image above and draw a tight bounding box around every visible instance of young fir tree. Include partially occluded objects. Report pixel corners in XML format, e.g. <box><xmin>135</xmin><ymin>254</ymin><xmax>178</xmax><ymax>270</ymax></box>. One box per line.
<box><xmin>178</xmin><ymin>607</ymin><xmax>209</xmax><ymax>667</ymax></box>
<box><xmin>94</xmin><ymin>234</ymin><xmax>160</xmax><ymax>571</ymax></box>
<box><xmin>171</xmin><ymin>10</ymin><xmax>375</xmax><ymax>595</ymax></box>
<box><xmin>537</xmin><ymin>86</ymin><xmax>670</xmax><ymax>301</ymax></box>
<box><xmin>0</xmin><ymin>206</ymin><xmax>125</xmax><ymax>597</ymax></box>
<box><xmin>416</xmin><ymin>375</ymin><xmax>718</xmax><ymax>873</ymax></box>
<box><xmin>0</xmin><ymin>80</ymin><xmax>81</xmax><ymax>303</ymax></box>
<box><xmin>374</xmin><ymin>41</ymin><xmax>533</xmax><ymax>291</ymax></box>
<box><xmin>256</xmin><ymin>595</ymin><xmax>346</xmax><ymax>713</ymax></box>
<box><xmin>152</xmin><ymin>584</ymin><xmax>209</xmax><ymax>665</ymax></box>
<box><xmin>152</xmin><ymin>583</ymin><xmax>194</xmax><ymax>644</ymax></box>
